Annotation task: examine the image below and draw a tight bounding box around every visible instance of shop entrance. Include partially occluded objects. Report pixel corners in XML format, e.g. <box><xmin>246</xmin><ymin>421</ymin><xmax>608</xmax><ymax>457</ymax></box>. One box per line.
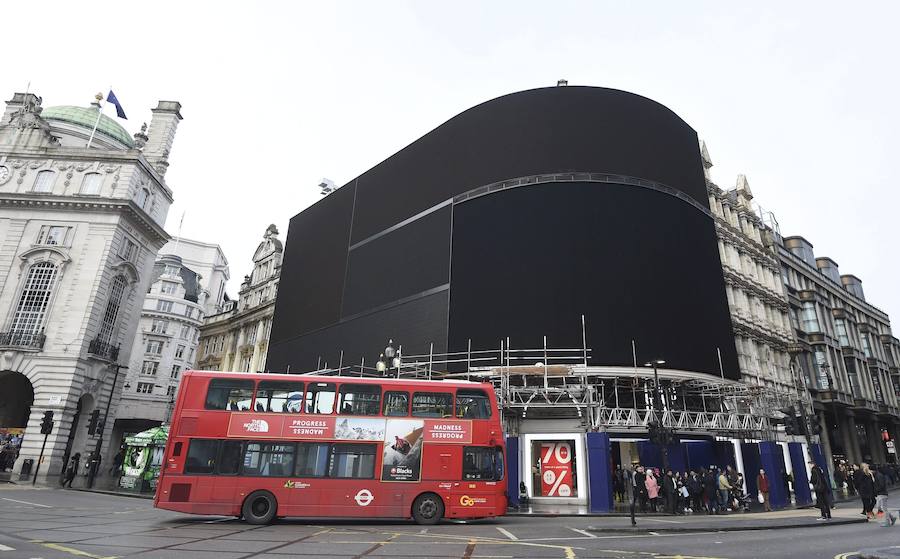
<box><xmin>0</xmin><ymin>371</ymin><xmax>34</xmax><ymax>474</ymax></box>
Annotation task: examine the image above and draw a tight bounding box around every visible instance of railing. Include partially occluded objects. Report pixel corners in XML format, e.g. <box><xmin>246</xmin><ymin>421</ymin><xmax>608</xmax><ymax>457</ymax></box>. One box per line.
<box><xmin>0</xmin><ymin>330</ymin><xmax>46</xmax><ymax>350</ymax></box>
<box><xmin>88</xmin><ymin>338</ymin><xmax>120</xmax><ymax>362</ymax></box>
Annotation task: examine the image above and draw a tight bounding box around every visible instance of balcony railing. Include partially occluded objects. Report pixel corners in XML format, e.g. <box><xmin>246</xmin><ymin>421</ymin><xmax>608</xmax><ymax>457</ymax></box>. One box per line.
<box><xmin>88</xmin><ymin>338</ymin><xmax>120</xmax><ymax>362</ymax></box>
<box><xmin>0</xmin><ymin>330</ymin><xmax>46</xmax><ymax>350</ymax></box>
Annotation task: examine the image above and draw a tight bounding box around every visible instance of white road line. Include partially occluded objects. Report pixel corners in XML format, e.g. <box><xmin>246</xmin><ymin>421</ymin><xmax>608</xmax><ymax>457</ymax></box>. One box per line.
<box><xmin>648</xmin><ymin>531</ymin><xmax>660</xmax><ymax>536</ymax></box>
<box><xmin>567</xmin><ymin>527</ymin><xmax>596</xmax><ymax>538</ymax></box>
<box><xmin>0</xmin><ymin>498</ymin><xmax>51</xmax><ymax>508</ymax></box>
<box><xmin>418</xmin><ymin>528</ymin><xmax>428</xmax><ymax>534</ymax></box>
<box><xmin>0</xmin><ymin>544</ymin><xmax>15</xmax><ymax>551</ymax></box>
<box><xmin>495</xmin><ymin>526</ymin><xmax>518</xmax><ymax>540</ymax></box>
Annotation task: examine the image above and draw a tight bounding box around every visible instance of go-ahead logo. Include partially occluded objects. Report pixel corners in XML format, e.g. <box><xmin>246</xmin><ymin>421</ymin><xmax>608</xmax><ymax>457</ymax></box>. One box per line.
<box><xmin>459</xmin><ymin>495</ymin><xmax>475</xmax><ymax>506</ymax></box>
<box><xmin>354</xmin><ymin>489</ymin><xmax>374</xmax><ymax>506</ymax></box>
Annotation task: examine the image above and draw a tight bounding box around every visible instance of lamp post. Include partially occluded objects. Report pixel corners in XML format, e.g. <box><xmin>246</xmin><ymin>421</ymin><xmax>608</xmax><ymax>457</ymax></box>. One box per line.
<box><xmin>87</xmin><ymin>363</ymin><xmax>125</xmax><ymax>488</ymax></box>
<box><xmin>644</xmin><ymin>359</ymin><xmax>674</xmax><ymax>473</ymax></box>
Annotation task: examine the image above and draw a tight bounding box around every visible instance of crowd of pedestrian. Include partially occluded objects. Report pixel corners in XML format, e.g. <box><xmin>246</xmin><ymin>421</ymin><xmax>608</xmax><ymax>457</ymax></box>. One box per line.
<box><xmin>831</xmin><ymin>460</ymin><xmax>899</xmax><ymax>527</ymax></box>
<box><xmin>617</xmin><ymin>463</ymin><xmax>759</xmax><ymax>524</ymax></box>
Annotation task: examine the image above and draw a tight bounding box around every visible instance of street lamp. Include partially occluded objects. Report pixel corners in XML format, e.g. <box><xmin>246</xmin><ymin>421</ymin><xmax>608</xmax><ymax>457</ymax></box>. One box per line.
<box><xmin>644</xmin><ymin>359</ymin><xmax>674</xmax><ymax>473</ymax></box>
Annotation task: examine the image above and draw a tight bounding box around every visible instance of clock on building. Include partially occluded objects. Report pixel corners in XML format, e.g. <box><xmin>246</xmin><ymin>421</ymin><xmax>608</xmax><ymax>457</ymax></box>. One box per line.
<box><xmin>0</xmin><ymin>165</ymin><xmax>10</xmax><ymax>185</ymax></box>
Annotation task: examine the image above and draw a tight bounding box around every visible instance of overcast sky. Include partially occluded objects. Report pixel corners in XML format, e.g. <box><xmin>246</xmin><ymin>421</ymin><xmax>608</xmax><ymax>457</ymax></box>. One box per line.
<box><xmin>6</xmin><ymin>1</ymin><xmax>898</xmax><ymax>321</ymax></box>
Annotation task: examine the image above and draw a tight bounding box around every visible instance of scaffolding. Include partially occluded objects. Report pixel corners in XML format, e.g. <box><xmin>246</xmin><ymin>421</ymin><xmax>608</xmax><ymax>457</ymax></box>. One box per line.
<box><xmin>305</xmin><ymin>333</ymin><xmax>801</xmax><ymax>441</ymax></box>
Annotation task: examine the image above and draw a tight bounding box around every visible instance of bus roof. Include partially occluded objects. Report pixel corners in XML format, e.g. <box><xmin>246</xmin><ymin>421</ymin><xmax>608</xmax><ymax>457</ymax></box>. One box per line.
<box><xmin>183</xmin><ymin>370</ymin><xmax>488</xmax><ymax>388</ymax></box>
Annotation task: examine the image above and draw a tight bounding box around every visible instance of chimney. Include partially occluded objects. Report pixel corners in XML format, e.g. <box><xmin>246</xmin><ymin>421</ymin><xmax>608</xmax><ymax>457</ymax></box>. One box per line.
<box><xmin>143</xmin><ymin>100</ymin><xmax>183</xmax><ymax>177</ymax></box>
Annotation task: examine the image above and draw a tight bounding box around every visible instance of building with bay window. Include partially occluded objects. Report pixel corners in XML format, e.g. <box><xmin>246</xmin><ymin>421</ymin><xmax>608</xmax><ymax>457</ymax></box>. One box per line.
<box><xmin>0</xmin><ymin>91</ymin><xmax>182</xmax><ymax>484</ymax></box>
<box><xmin>196</xmin><ymin>224</ymin><xmax>281</xmax><ymax>374</ymax></box>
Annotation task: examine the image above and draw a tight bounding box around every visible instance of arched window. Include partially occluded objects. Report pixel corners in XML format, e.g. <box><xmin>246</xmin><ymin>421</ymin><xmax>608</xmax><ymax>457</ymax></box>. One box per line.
<box><xmin>98</xmin><ymin>275</ymin><xmax>127</xmax><ymax>344</ymax></box>
<box><xmin>136</xmin><ymin>188</ymin><xmax>150</xmax><ymax>208</ymax></box>
<box><xmin>80</xmin><ymin>173</ymin><xmax>103</xmax><ymax>195</ymax></box>
<box><xmin>33</xmin><ymin>170</ymin><xmax>55</xmax><ymax>193</ymax></box>
<box><xmin>11</xmin><ymin>262</ymin><xmax>58</xmax><ymax>335</ymax></box>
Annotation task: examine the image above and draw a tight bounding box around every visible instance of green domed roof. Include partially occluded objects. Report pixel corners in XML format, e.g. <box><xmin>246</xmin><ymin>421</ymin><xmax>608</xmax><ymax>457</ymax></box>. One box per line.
<box><xmin>42</xmin><ymin>105</ymin><xmax>134</xmax><ymax>148</ymax></box>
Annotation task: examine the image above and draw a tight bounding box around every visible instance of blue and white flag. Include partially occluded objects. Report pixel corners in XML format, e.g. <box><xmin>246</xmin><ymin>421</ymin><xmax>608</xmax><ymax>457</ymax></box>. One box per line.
<box><xmin>106</xmin><ymin>90</ymin><xmax>127</xmax><ymax>119</ymax></box>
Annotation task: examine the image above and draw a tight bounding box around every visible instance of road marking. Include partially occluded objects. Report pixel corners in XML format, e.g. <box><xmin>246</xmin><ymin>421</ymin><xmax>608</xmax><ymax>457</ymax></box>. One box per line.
<box><xmin>648</xmin><ymin>531</ymin><xmax>660</xmax><ymax>536</ymax></box>
<box><xmin>0</xmin><ymin>544</ymin><xmax>14</xmax><ymax>551</ymax></box>
<box><xmin>495</xmin><ymin>527</ymin><xmax>518</xmax><ymax>540</ymax></box>
<box><xmin>642</xmin><ymin>517</ymin><xmax>682</xmax><ymax>524</ymax></box>
<box><xmin>32</xmin><ymin>541</ymin><xmax>116</xmax><ymax>559</ymax></box>
<box><xmin>1</xmin><ymin>498</ymin><xmax>51</xmax><ymax>508</ymax></box>
<box><xmin>418</xmin><ymin>528</ymin><xmax>428</xmax><ymax>534</ymax></box>
<box><xmin>567</xmin><ymin>527</ymin><xmax>596</xmax><ymax>538</ymax></box>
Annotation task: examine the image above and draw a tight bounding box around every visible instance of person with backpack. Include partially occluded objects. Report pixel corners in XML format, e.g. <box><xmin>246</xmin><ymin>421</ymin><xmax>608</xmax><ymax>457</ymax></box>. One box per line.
<box><xmin>810</xmin><ymin>459</ymin><xmax>832</xmax><ymax>520</ymax></box>
<box><xmin>874</xmin><ymin>467</ymin><xmax>896</xmax><ymax>527</ymax></box>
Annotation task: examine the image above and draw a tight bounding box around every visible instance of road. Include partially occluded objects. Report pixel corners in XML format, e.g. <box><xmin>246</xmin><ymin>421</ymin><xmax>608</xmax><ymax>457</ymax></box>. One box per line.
<box><xmin>0</xmin><ymin>485</ymin><xmax>897</xmax><ymax>558</ymax></box>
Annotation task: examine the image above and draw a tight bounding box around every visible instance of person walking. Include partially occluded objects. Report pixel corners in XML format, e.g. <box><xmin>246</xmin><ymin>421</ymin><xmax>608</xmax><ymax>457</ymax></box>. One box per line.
<box><xmin>757</xmin><ymin>468</ymin><xmax>772</xmax><ymax>512</ymax></box>
<box><xmin>718</xmin><ymin>468</ymin><xmax>733</xmax><ymax>512</ymax></box>
<box><xmin>645</xmin><ymin>469</ymin><xmax>660</xmax><ymax>512</ymax></box>
<box><xmin>859</xmin><ymin>463</ymin><xmax>877</xmax><ymax>519</ymax></box>
<box><xmin>62</xmin><ymin>453</ymin><xmax>80</xmax><ymax>488</ymax></box>
<box><xmin>629</xmin><ymin>465</ymin><xmax>645</xmax><ymax>526</ymax></box>
<box><xmin>663</xmin><ymin>470</ymin><xmax>678</xmax><ymax>514</ymax></box>
<box><xmin>703</xmin><ymin>468</ymin><xmax>719</xmax><ymax>514</ymax></box>
<box><xmin>810</xmin><ymin>459</ymin><xmax>832</xmax><ymax>520</ymax></box>
<box><xmin>688</xmin><ymin>470</ymin><xmax>702</xmax><ymax>513</ymax></box>
<box><xmin>874</xmin><ymin>467</ymin><xmax>896</xmax><ymax>527</ymax></box>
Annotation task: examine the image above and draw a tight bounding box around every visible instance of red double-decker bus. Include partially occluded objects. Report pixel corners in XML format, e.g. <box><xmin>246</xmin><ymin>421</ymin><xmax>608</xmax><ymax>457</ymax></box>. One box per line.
<box><xmin>154</xmin><ymin>371</ymin><xmax>507</xmax><ymax>524</ymax></box>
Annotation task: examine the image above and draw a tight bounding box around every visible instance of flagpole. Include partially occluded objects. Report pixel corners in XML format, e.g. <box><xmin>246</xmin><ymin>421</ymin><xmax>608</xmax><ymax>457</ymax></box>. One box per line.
<box><xmin>172</xmin><ymin>211</ymin><xmax>186</xmax><ymax>255</ymax></box>
<box><xmin>85</xmin><ymin>91</ymin><xmax>106</xmax><ymax>149</ymax></box>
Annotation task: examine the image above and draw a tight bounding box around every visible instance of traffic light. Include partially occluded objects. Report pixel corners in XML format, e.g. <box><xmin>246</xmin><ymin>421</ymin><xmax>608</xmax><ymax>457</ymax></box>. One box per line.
<box><xmin>40</xmin><ymin>410</ymin><xmax>54</xmax><ymax>434</ymax></box>
<box><xmin>87</xmin><ymin>409</ymin><xmax>100</xmax><ymax>435</ymax></box>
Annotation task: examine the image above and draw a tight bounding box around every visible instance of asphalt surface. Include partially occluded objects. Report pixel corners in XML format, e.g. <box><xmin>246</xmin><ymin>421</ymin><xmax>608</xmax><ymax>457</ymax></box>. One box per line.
<box><xmin>0</xmin><ymin>485</ymin><xmax>898</xmax><ymax>558</ymax></box>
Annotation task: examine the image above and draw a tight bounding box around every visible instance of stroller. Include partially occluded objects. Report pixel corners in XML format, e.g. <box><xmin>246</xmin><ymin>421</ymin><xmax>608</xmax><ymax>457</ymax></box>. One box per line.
<box><xmin>731</xmin><ymin>486</ymin><xmax>753</xmax><ymax>512</ymax></box>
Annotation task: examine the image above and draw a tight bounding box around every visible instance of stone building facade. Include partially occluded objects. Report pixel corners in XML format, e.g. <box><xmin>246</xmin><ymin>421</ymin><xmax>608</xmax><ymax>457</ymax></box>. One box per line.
<box><xmin>197</xmin><ymin>225</ymin><xmax>281</xmax><ymax>373</ymax></box>
<box><xmin>702</xmin><ymin>143</ymin><xmax>796</xmax><ymax>395</ymax></box>
<box><xmin>0</xmin><ymin>91</ymin><xmax>181</xmax><ymax>483</ymax></box>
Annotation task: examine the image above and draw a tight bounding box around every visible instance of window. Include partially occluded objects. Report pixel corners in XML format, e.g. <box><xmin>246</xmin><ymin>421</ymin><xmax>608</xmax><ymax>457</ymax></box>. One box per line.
<box><xmin>163</xmin><ymin>265</ymin><xmax>180</xmax><ymax>277</ymax></box>
<box><xmin>800</xmin><ymin>301</ymin><xmax>820</xmax><ymax>333</ymax></box>
<box><xmin>305</xmin><ymin>382</ymin><xmax>335</xmax><ymax>414</ymax></box>
<box><xmin>219</xmin><ymin>441</ymin><xmax>243</xmax><ymax>475</ymax></box>
<box><xmin>835</xmin><ymin>318</ymin><xmax>850</xmax><ymax>347</ymax></box>
<box><xmin>338</xmin><ymin>384</ymin><xmax>381</xmax><ymax>416</ymax></box>
<box><xmin>185</xmin><ymin>440</ymin><xmax>218</xmax><ymax>474</ymax></box>
<box><xmin>256</xmin><ymin>381</ymin><xmax>304</xmax><ymax>413</ymax></box>
<box><xmin>80</xmin><ymin>173</ymin><xmax>102</xmax><ymax>195</ymax></box>
<box><xmin>463</xmin><ymin>447</ymin><xmax>502</xmax><ymax>481</ymax></box>
<box><xmin>166</xmin><ymin>385</ymin><xmax>176</xmax><ymax>397</ymax></box>
<box><xmin>175</xmin><ymin>344</ymin><xmax>185</xmax><ymax>359</ymax></box>
<box><xmin>205</xmin><ymin>379</ymin><xmax>254</xmax><ymax>411</ymax></box>
<box><xmin>861</xmin><ymin>332</ymin><xmax>874</xmax><ymax>359</ymax></box>
<box><xmin>412</xmin><ymin>392</ymin><xmax>453</xmax><ymax>418</ymax></box>
<box><xmin>247</xmin><ymin>322</ymin><xmax>257</xmax><ymax>343</ymax></box>
<box><xmin>136</xmin><ymin>382</ymin><xmax>154</xmax><ymax>394</ymax></box>
<box><xmin>456</xmin><ymin>389</ymin><xmax>492</xmax><ymax>419</ymax></box>
<box><xmin>156</xmin><ymin>300</ymin><xmax>173</xmax><ymax>313</ymax></box>
<box><xmin>36</xmin><ymin>225</ymin><xmax>69</xmax><ymax>246</ymax></box>
<box><xmin>295</xmin><ymin>443</ymin><xmax>329</xmax><ymax>477</ymax></box>
<box><xmin>382</xmin><ymin>391</ymin><xmax>409</xmax><ymax>417</ymax></box>
<box><xmin>33</xmin><ymin>170</ymin><xmax>54</xmax><ymax>193</ymax></box>
<box><xmin>328</xmin><ymin>443</ymin><xmax>376</xmax><ymax>478</ymax></box>
<box><xmin>136</xmin><ymin>187</ymin><xmax>150</xmax><ymax>208</ymax></box>
<box><xmin>98</xmin><ymin>276</ymin><xmax>127</xmax><ymax>344</ymax></box>
<box><xmin>180</xmin><ymin>325</ymin><xmax>190</xmax><ymax>339</ymax></box>
<box><xmin>170</xmin><ymin>365</ymin><xmax>180</xmax><ymax>379</ymax></box>
<box><xmin>11</xmin><ymin>262</ymin><xmax>58</xmax><ymax>335</ymax></box>
<box><xmin>160</xmin><ymin>281</ymin><xmax>177</xmax><ymax>294</ymax></box>
<box><xmin>146</xmin><ymin>340</ymin><xmax>163</xmax><ymax>354</ymax></box>
<box><xmin>141</xmin><ymin>360</ymin><xmax>159</xmax><ymax>376</ymax></box>
<box><xmin>243</xmin><ymin>442</ymin><xmax>295</xmax><ymax>477</ymax></box>
<box><xmin>150</xmin><ymin>319</ymin><xmax>168</xmax><ymax>334</ymax></box>
<box><xmin>184</xmin><ymin>306</ymin><xmax>194</xmax><ymax>319</ymax></box>
<box><xmin>119</xmin><ymin>237</ymin><xmax>138</xmax><ymax>262</ymax></box>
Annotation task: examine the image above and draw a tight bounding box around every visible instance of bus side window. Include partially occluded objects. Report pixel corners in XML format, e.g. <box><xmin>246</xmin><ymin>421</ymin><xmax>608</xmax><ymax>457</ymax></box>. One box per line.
<box><xmin>412</xmin><ymin>392</ymin><xmax>453</xmax><ymax>418</ymax></box>
<box><xmin>256</xmin><ymin>381</ymin><xmax>304</xmax><ymax>413</ymax></box>
<box><xmin>455</xmin><ymin>389</ymin><xmax>492</xmax><ymax>419</ymax></box>
<box><xmin>338</xmin><ymin>384</ymin><xmax>381</xmax><ymax>415</ymax></box>
<box><xmin>462</xmin><ymin>447</ymin><xmax>497</xmax><ymax>481</ymax></box>
<box><xmin>185</xmin><ymin>439</ymin><xmax>219</xmax><ymax>474</ymax></box>
<box><xmin>205</xmin><ymin>379</ymin><xmax>255</xmax><ymax>411</ymax></box>
<box><xmin>218</xmin><ymin>441</ymin><xmax>243</xmax><ymax>475</ymax></box>
<box><xmin>382</xmin><ymin>391</ymin><xmax>409</xmax><ymax>416</ymax></box>
<box><xmin>173</xmin><ymin>442</ymin><xmax>183</xmax><ymax>457</ymax></box>
<box><xmin>305</xmin><ymin>383</ymin><xmax>336</xmax><ymax>414</ymax></box>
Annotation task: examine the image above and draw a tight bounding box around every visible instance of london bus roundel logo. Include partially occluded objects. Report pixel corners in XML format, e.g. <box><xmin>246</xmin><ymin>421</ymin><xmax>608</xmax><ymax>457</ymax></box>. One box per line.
<box><xmin>354</xmin><ymin>489</ymin><xmax>374</xmax><ymax>506</ymax></box>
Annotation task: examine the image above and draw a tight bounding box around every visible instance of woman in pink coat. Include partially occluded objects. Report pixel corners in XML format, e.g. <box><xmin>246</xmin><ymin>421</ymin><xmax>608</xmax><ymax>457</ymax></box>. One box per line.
<box><xmin>645</xmin><ymin>470</ymin><xmax>660</xmax><ymax>511</ymax></box>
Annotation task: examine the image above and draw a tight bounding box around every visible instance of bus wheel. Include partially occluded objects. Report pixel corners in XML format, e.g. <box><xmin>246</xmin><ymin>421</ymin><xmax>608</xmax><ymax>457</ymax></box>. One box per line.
<box><xmin>242</xmin><ymin>491</ymin><xmax>277</xmax><ymax>525</ymax></box>
<box><xmin>412</xmin><ymin>493</ymin><xmax>444</xmax><ymax>525</ymax></box>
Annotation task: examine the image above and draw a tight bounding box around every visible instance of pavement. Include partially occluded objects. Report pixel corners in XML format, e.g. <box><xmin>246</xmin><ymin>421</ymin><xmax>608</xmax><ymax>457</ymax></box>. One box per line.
<box><xmin>0</xmin><ymin>484</ymin><xmax>898</xmax><ymax>559</ymax></box>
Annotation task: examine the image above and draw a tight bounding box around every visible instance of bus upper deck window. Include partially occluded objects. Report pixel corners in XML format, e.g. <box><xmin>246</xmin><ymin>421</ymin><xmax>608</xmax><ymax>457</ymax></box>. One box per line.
<box><xmin>412</xmin><ymin>392</ymin><xmax>453</xmax><ymax>418</ymax></box>
<box><xmin>305</xmin><ymin>383</ymin><xmax>336</xmax><ymax>414</ymax></box>
<box><xmin>205</xmin><ymin>379</ymin><xmax>255</xmax><ymax>411</ymax></box>
<box><xmin>256</xmin><ymin>381</ymin><xmax>304</xmax><ymax>413</ymax></box>
<box><xmin>338</xmin><ymin>384</ymin><xmax>381</xmax><ymax>416</ymax></box>
<box><xmin>455</xmin><ymin>389</ymin><xmax>492</xmax><ymax>419</ymax></box>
